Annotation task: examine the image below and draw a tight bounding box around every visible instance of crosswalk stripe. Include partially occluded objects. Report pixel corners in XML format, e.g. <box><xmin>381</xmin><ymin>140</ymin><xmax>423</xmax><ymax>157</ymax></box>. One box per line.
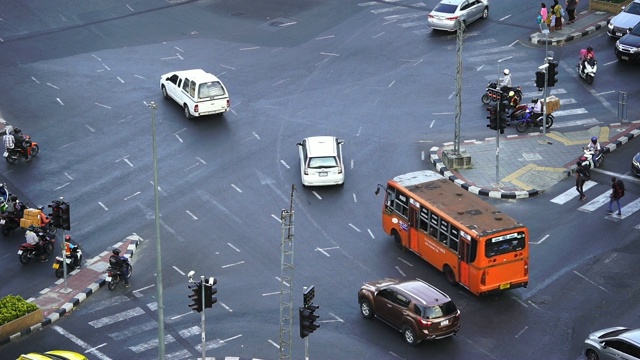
<box><xmin>88</xmin><ymin>307</ymin><xmax>145</xmax><ymax>328</ymax></box>
<box><xmin>522</xmin><ymin>88</ymin><xmax>566</xmax><ymax>98</ymax></box>
<box><xmin>552</xmin><ymin>108</ymin><xmax>588</xmax><ymax>117</ymax></box>
<box><xmin>165</xmin><ymin>350</ymin><xmax>192</xmax><ymax>360</ymax></box>
<box><xmin>560</xmin><ymin>98</ymin><xmax>577</xmax><ymax>105</ymax></box>
<box><xmin>608</xmin><ymin>197</ymin><xmax>640</xmax><ymax>220</ymax></box>
<box><xmin>550</xmin><ymin>180</ymin><xmax>597</xmax><ymax>204</ymax></box>
<box><xmin>399</xmin><ymin>20</ymin><xmax>427</xmax><ymax>27</ymax></box>
<box><xmin>130</xmin><ymin>335</ymin><xmax>175</xmax><ymax>353</ymax></box>
<box><xmin>447</xmin><ymin>38</ymin><xmax>498</xmax><ymax>49</ymax></box>
<box><xmin>371</xmin><ymin>6</ymin><xmax>405</xmax><ymax>14</ymax></box>
<box><xmin>578</xmin><ymin>190</ymin><xmax>610</xmax><ymax>212</ymax></box>
<box><xmin>384</xmin><ymin>12</ymin><xmax>423</xmax><ymax>20</ymax></box>
<box><xmin>552</xmin><ymin>118</ymin><xmax>600</xmax><ymax>128</ymax></box>
<box><xmin>108</xmin><ymin>320</ymin><xmax>158</xmax><ymax>340</ymax></box>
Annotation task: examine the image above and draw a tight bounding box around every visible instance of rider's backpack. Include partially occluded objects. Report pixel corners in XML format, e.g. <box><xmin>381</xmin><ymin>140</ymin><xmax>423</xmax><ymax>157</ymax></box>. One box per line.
<box><xmin>109</xmin><ymin>255</ymin><xmax>120</xmax><ymax>267</ymax></box>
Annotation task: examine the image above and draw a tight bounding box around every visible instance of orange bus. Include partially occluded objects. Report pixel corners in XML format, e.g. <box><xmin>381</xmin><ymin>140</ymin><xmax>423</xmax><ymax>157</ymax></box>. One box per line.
<box><xmin>378</xmin><ymin>170</ymin><xmax>528</xmax><ymax>296</ymax></box>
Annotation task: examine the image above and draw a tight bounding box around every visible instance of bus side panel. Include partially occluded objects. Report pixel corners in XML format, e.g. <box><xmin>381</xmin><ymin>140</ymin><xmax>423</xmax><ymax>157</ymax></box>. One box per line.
<box><xmin>416</xmin><ymin>233</ymin><xmax>451</xmax><ymax>275</ymax></box>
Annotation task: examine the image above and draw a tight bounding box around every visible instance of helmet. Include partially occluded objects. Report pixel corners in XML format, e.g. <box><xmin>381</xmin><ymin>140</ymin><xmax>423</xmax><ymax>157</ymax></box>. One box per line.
<box><xmin>13</xmin><ymin>128</ymin><xmax>21</xmax><ymax>134</ymax></box>
<box><xmin>64</xmin><ymin>234</ymin><xmax>71</xmax><ymax>241</ymax></box>
<box><xmin>509</xmin><ymin>91</ymin><xmax>515</xmax><ymax>97</ymax></box>
<box><xmin>503</xmin><ymin>69</ymin><xmax>510</xmax><ymax>75</ymax></box>
<box><xmin>27</xmin><ymin>225</ymin><xmax>36</xmax><ymax>231</ymax></box>
<box><xmin>37</xmin><ymin>205</ymin><xmax>44</xmax><ymax>211</ymax></box>
<box><xmin>591</xmin><ymin>136</ymin><xmax>598</xmax><ymax>143</ymax></box>
<box><xmin>112</xmin><ymin>249</ymin><xmax>121</xmax><ymax>256</ymax></box>
<box><xmin>587</xmin><ymin>46</ymin><xmax>593</xmax><ymax>52</ymax></box>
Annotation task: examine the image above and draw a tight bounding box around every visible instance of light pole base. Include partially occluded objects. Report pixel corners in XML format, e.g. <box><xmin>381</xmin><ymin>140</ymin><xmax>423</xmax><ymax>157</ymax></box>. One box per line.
<box><xmin>442</xmin><ymin>149</ymin><xmax>472</xmax><ymax>169</ymax></box>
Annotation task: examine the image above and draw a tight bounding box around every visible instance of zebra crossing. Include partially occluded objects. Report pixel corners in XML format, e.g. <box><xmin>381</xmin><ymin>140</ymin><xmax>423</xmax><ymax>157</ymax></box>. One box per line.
<box><xmin>550</xmin><ymin>180</ymin><xmax>640</xmax><ymax>221</ymax></box>
<box><xmin>359</xmin><ymin>0</ymin><xmax>596</xmax><ymax>129</ymax></box>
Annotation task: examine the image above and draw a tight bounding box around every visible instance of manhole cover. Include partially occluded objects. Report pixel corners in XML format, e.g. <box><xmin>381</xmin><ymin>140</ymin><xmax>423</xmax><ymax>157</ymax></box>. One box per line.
<box><xmin>230</xmin><ymin>12</ymin><xmax>244</xmax><ymax>16</ymax></box>
<box><xmin>269</xmin><ymin>21</ymin><xmax>284</xmax><ymax>27</ymax></box>
<box><xmin>523</xmin><ymin>153</ymin><xmax>542</xmax><ymax>161</ymax></box>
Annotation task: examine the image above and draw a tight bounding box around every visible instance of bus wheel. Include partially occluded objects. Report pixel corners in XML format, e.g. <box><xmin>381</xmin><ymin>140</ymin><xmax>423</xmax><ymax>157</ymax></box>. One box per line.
<box><xmin>444</xmin><ymin>265</ymin><xmax>458</xmax><ymax>286</ymax></box>
<box><xmin>391</xmin><ymin>230</ymin><xmax>402</xmax><ymax>249</ymax></box>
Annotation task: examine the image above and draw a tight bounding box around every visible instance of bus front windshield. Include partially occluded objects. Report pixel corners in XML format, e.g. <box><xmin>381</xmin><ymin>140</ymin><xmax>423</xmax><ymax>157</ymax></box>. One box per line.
<box><xmin>485</xmin><ymin>232</ymin><xmax>526</xmax><ymax>257</ymax></box>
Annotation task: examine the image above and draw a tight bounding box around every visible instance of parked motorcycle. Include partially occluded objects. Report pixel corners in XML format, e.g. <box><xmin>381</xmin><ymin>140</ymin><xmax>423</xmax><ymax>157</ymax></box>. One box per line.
<box><xmin>53</xmin><ymin>245</ymin><xmax>82</xmax><ymax>278</ymax></box>
<box><xmin>4</xmin><ymin>135</ymin><xmax>39</xmax><ymax>164</ymax></box>
<box><xmin>577</xmin><ymin>58</ymin><xmax>597</xmax><ymax>85</ymax></box>
<box><xmin>106</xmin><ymin>262</ymin><xmax>133</xmax><ymax>290</ymax></box>
<box><xmin>579</xmin><ymin>147</ymin><xmax>604</xmax><ymax>169</ymax></box>
<box><xmin>514</xmin><ymin>107</ymin><xmax>554</xmax><ymax>133</ymax></box>
<box><xmin>18</xmin><ymin>234</ymin><xmax>55</xmax><ymax>264</ymax></box>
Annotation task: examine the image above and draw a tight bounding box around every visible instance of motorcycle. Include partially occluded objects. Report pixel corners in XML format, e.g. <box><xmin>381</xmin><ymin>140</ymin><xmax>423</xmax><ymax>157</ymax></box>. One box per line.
<box><xmin>4</xmin><ymin>135</ymin><xmax>39</xmax><ymax>164</ymax></box>
<box><xmin>53</xmin><ymin>245</ymin><xmax>82</xmax><ymax>278</ymax></box>
<box><xmin>577</xmin><ymin>58</ymin><xmax>597</xmax><ymax>85</ymax></box>
<box><xmin>106</xmin><ymin>262</ymin><xmax>133</xmax><ymax>290</ymax></box>
<box><xmin>18</xmin><ymin>233</ymin><xmax>55</xmax><ymax>264</ymax></box>
<box><xmin>1</xmin><ymin>212</ymin><xmax>21</xmax><ymax>236</ymax></box>
<box><xmin>514</xmin><ymin>106</ymin><xmax>554</xmax><ymax>133</ymax></box>
<box><xmin>481</xmin><ymin>81</ymin><xmax>523</xmax><ymax>105</ymax></box>
<box><xmin>580</xmin><ymin>147</ymin><xmax>604</xmax><ymax>169</ymax></box>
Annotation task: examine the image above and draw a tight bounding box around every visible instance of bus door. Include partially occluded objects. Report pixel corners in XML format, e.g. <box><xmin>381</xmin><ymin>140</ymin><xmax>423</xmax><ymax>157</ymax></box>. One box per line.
<box><xmin>407</xmin><ymin>202</ymin><xmax>420</xmax><ymax>253</ymax></box>
<box><xmin>457</xmin><ymin>236</ymin><xmax>471</xmax><ymax>289</ymax></box>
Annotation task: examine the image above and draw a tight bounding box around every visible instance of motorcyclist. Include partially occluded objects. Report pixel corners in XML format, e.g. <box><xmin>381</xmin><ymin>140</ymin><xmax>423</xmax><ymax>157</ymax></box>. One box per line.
<box><xmin>37</xmin><ymin>205</ymin><xmax>50</xmax><ymax>229</ymax></box>
<box><xmin>586</xmin><ymin>136</ymin><xmax>602</xmax><ymax>156</ymax></box>
<box><xmin>499</xmin><ymin>69</ymin><xmax>512</xmax><ymax>92</ymax></box>
<box><xmin>109</xmin><ymin>249</ymin><xmax>130</xmax><ymax>287</ymax></box>
<box><xmin>26</xmin><ymin>225</ymin><xmax>45</xmax><ymax>262</ymax></box>
<box><xmin>63</xmin><ymin>234</ymin><xmax>80</xmax><ymax>268</ymax></box>
<box><xmin>12</xmin><ymin>128</ymin><xmax>29</xmax><ymax>161</ymax></box>
<box><xmin>580</xmin><ymin>46</ymin><xmax>596</xmax><ymax>75</ymax></box>
<box><xmin>3</xmin><ymin>127</ymin><xmax>15</xmax><ymax>152</ymax></box>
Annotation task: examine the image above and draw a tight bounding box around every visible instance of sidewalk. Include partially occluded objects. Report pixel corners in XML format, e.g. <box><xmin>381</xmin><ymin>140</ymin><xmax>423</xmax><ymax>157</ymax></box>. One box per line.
<box><xmin>0</xmin><ymin>235</ymin><xmax>142</xmax><ymax>346</ymax></box>
<box><xmin>430</xmin><ymin>122</ymin><xmax>640</xmax><ymax>199</ymax></box>
<box><xmin>530</xmin><ymin>9</ymin><xmax>613</xmax><ymax>45</ymax></box>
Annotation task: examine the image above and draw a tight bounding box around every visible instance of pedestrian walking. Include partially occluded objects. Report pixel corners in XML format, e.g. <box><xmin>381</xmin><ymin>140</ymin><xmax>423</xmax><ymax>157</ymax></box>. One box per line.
<box><xmin>606</xmin><ymin>176</ymin><xmax>625</xmax><ymax>216</ymax></box>
<box><xmin>566</xmin><ymin>0</ymin><xmax>578</xmax><ymax>23</ymax></box>
<box><xmin>553</xmin><ymin>0</ymin><xmax>563</xmax><ymax>30</ymax></box>
<box><xmin>540</xmin><ymin>3</ymin><xmax>550</xmax><ymax>31</ymax></box>
<box><xmin>575</xmin><ymin>162</ymin><xmax>590</xmax><ymax>200</ymax></box>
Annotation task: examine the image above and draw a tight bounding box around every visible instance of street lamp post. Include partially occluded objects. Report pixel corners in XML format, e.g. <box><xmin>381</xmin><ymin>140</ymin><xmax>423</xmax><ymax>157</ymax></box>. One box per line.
<box><xmin>494</xmin><ymin>56</ymin><xmax>512</xmax><ymax>186</ymax></box>
<box><xmin>148</xmin><ymin>101</ymin><xmax>166</xmax><ymax>359</ymax></box>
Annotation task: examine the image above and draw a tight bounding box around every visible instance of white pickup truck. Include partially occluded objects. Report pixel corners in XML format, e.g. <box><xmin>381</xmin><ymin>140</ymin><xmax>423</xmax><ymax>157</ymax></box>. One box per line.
<box><xmin>160</xmin><ymin>69</ymin><xmax>230</xmax><ymax>119</ymax></box>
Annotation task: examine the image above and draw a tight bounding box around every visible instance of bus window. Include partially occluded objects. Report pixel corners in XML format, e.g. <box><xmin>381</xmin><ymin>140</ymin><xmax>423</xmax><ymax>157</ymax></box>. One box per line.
<box><xmin>485</xmin><ymin>232</ymin><xmax>526</xmax><ymax>257</ymax></box>
<box><xmin>394</xmin><ymin>191</ymin><xmax>409</xmax><ymax>218</ymax></box>
<box><xmin>419</xmin><ymin>207</ymin><xmax>429</xmax><ymax>233</ymax></box>
<box><xmin>439</xmin><ymin>219</ymin><xmax>449</xmax><ymax>245</ymax></box>
<box><xmin>449</xmin><ymin>226</ymin><xmax>459</xmax><ymax>252</ymax></box>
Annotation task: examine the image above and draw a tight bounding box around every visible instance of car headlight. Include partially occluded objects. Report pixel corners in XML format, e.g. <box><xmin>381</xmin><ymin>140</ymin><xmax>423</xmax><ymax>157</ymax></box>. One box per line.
<box><xmin>634</xmin><ymin>159</ymin><xmax>640</xmax><ymax>167</ymax></box>
<box><xmin>616</xmin><ymin>40</ymin><xmax>621</xmax><ymax>49</ymax></box>
<box><xmin>630</xmin><ymin>47</ymin><xmax>640</xmax><ymax>53</ymax></box>
<box><xmin>608</xmin><ymin>22</ymin><xmax>613</xmax><ymax>30</ymax></box>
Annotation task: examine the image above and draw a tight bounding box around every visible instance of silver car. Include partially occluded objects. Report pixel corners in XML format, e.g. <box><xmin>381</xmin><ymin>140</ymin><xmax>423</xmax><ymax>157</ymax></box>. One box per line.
<box><xmin>607</xmin><ymin>0</ymin><xmax>640</xmax><ymax>38</ymax></box>
<box><xmin>427</xmin><ymin>0</ymin><xmax>489</xmax><ymax>32</ymax></box>
<box><xmin>584</xmin><ymin>327</ymin><xmax>640</xmax><ymax>360</ymax></box>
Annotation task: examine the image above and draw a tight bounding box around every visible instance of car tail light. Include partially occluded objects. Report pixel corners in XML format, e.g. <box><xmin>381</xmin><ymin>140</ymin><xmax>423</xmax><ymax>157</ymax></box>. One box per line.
<box><xmin>194</xmin><ymin>104</ymin><xmax>199</xmax><ymax>113</ymax></box>
<box><xmin>446</xmin><ymin>16</ymin><xmax>459</xmax><ymax>21</ymax></box>
<box><xmin>226</xmin><ymin>99</ymin><xmax>230</xmax><ymax>108</ymax></box>
<box><xmin>338</xmin><ymin>164</ymin><xmax>343</xmax><ymax>174</ymax></box>
<box><xmin>304</xmin><ymin>166</ymin><xmax>309</xmax><ymax>175</ymax></box>
<box><xmin>427</xmin><ymin>14</ymin><xmax>434</xmax><ymax>18</ymax></box>
<box><xmin>419</xmin><ymin>318</ymin><xmax>433</xmax><ymax>327</ymax></box>
<box><xmin>480</xmin><ymin>270</ymin><xmax>486</xmax><ymax>286</ymax></box>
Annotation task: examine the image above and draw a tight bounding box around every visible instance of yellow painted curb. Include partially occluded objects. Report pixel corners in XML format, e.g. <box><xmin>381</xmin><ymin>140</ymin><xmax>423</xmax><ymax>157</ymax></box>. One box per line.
<box><xmin>502</xmin><ymin>163</ymin><xmax>567</xmax><ymax>191</ymax></box>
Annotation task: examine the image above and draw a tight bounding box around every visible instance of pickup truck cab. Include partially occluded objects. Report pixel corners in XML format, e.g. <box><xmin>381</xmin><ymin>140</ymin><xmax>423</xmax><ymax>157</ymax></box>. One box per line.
<box><xmin>160</xmin><ymin>69</ymin><xmax>230</xmax><ymax>118</ymax></box>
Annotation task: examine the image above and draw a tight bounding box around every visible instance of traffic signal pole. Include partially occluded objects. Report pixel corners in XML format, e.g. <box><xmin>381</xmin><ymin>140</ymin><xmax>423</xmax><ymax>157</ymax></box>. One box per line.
<box><xmin>200</xmin><ymin>275</ymin><xmax>205</xmax><ymax>360</ymax></box>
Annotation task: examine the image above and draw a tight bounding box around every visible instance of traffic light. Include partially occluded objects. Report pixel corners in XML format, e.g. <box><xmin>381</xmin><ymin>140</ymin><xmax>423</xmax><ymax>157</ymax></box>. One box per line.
<box><xmin>535</xmin><ymin>71</ymin><xmax>546</xmax><ymax>89</ymax></box>
<box><xmin>204</xmin><ymin>277</ymin><xmax>217</xmax><ymax>308</ymax></box>
<box><xmin>299</xmin><ymin>304</ymin><xmax>320</xmax><ymax>339</ymax></box>
<box><xmin>188</xmin><ymin>282</ymin><xmax>203</xmax><ymax>313</ymax></box>
<box><xmin>487</xmin><ymin>105</ymin><xmax>498</xmax><ymax>130</ymax></box>
<box><xmin>48</xmin><ymin>200</ymin><xmax>61</xmax><ymax>228</ymax></box>
<box><xmin>59</xmin><ymin>201</ymin><xmax>70</xmax><ymax>231</ymax></box>
<box><xmin>547</xmin><ymin>61</ymin><xmax>558</xmax><ymax>87</ymax></box>
<box><xmin>486</xmin><ymin>88</ymin><xmax>502</xmax><ymax>102</ymax></box>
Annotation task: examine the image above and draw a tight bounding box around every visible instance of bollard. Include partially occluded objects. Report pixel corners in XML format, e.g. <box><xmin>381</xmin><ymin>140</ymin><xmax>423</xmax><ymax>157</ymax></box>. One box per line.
<box><xmin>618</xmin><ymin>91</ymin><xmax>628</xmax><ymax>122</ymax></box>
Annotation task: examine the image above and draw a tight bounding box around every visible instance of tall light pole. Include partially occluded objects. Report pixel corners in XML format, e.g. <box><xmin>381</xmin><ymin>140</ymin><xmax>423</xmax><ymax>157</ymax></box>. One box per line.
<box><xmin>494</xmin><ymin>56</ymin><xmax>511</xmax><ymax>186</ymax></box>
<box><xmin>148</xmin><ymin>101</ymin><xmax>166</xmax><ymax>359</ymax></box>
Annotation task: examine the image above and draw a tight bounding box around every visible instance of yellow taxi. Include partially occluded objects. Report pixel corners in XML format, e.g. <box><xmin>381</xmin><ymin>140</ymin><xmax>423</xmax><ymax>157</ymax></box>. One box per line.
<box><xmin>18</xmin><ymin>350</ymin><xmax>88</xmax><ymax>360</ymax></box>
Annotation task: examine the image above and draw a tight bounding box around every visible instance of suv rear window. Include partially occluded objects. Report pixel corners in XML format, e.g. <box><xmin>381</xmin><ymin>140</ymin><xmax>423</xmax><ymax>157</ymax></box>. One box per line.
<box><xmin>308</xmin><ymin>156</ymin><xmax>338</xmax><ymax>168</ymax></box>
<box><xmin>198</xmin><ymin>81</ymin><xmax>226</xmax><ymax>99</ymax></box>
<box><xmin>417</xmin><ymin>301</ymin><xmax>458</xmax><ymax>319</ymax></box>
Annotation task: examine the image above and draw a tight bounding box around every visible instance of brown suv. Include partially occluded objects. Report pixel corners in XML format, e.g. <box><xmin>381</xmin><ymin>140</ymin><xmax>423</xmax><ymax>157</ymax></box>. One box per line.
<box><xmin>358</xmin><ymin>278</ymin><xmax>460</xmax><ymax>345</ymax></box>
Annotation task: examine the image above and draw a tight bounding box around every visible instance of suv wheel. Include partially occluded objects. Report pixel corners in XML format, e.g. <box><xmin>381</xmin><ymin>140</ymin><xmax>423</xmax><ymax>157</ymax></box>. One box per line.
<box><xmin>360</xmin><ymin>299</ymin><xmax>374</xmax><ymax>319</ymax></box>
<box><xmin>585</xmin><ymin>350</ymin><xmax>599</xmax><ymax>360</ymax></box>
<box><xmin>403</xmin><ymin>326</ymin><xmax>417</xmax><ymax>346</ymax></box>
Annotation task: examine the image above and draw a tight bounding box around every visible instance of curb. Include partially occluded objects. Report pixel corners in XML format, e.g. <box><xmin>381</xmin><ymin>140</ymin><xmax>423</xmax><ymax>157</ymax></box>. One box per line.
<box><xmin>0</xmin><ymin>236</ymin><xmax>141</xmax><ymax>346</ymax></box>
<box><xmin>429</xmin><ymin>127</ymin><xmax>640</xmax><ymax>199</ymax></box>
<box><xmin>529</xmin><ymin>18</ymin><xmax>611</xmax><ymax>45</ymax></box>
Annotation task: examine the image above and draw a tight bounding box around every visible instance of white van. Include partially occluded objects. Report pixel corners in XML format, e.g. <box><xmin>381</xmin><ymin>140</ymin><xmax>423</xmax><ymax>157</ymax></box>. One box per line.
<box><xmin>296</xmin><ymin>136</ymin><xmax>345</xmax><ymax>186</ymax></box>
<box><xmin>160</xmin><ymin>69</ymin><xmax>230</xmax><ymax>118</ymax></box>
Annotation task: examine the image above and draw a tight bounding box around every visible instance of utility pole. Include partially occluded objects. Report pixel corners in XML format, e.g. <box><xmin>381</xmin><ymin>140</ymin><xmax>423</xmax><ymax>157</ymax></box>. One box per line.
<box><xmin>278</xmin><ymin>185</ymin><xmax>295</xmax><ymax>360</ymax></box>
<box><xmin>453</xmin><ymin>20</ymin><xmax>464</xmax><ymax>155</ymax></box>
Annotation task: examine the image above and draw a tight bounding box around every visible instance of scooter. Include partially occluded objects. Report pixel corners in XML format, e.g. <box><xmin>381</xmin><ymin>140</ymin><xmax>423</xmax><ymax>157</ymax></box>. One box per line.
<box><xmin>106</xmin><ymin>261</ymin><xmax>133</xmax><ymax>290</ymax></box>
<box><xmin>4</xmin><ymin>135</ymin><xmax>39</xmax><ymax>164</ymax></box>
<box><xmin>53</xmin><ymin>245</ymin><xmax>82</xmax><ymax>278</ymax></box>
<box><xmin>580</xmin><ymin>147</ymin><xmax>604</xmax><ymax>169</ymax></box>
<box><xmin>577</xmin><ymin>58</ymin><xmax>597</xmax><ymax>85</ymax></box>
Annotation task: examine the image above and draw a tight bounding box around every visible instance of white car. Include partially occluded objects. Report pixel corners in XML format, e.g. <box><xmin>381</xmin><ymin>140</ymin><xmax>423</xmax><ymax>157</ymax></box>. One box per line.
<box><xmin>296</xmin><ymin>136</ymin><xmax>345</xmax><ymax>186</ymax></box>
<box><xmin>427</xmin><ymin>0</ymin><xmax>489</xmax><ymax>32</ymax></box>
<box><xmin>160</xmin><ymin>69</ymin><xmax>230</xmax><ymax>118</ymax></box>
<box><xmin>608</xmin><ymin>0</ymin><xmax>640</xmax><ymax>38</ymax></box>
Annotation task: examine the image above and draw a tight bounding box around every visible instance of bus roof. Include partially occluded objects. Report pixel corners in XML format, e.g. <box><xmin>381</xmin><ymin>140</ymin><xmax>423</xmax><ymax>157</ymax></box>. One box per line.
<box><xmin>391</xmin><ymin>171</ymin><xmax>524</xmax><ymax>237</ymax></box>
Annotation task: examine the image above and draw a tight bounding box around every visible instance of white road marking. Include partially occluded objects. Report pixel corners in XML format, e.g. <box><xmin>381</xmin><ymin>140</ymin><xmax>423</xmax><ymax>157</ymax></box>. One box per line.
<box><xmin>349</xmin><ymin>223</ymin><xmax>361</xmax><ymax>232</ymax></box>
<box><xmin>89</xmin><ymin>307</ymin><xmax>145</xmax><ymax>328</ymax></box>
<box><xmin>353</xmin><ymin>193</ymin><xmax>357</xmax><ymax>203</ymax></box>
<box><xmin>316</xmin><ymin>35</ymin><xmax>335</xmax><ymax>40</ymax></box>
<box><xmin>186</xmin><ymin>210</ymin><xmax>197</xmax><ymax>220</ymax></box>
<box><xmin>529</xmin><ymin>234</ymin><xmax>549</xmax><ymax>245</ymax></box>
<box><xmin>117</xmin><ymin>76</ymin><xmax>124</xmax><ymax>83</ymax></box>
<box><xmin>52</xmin><ymin>326</ymin><xmax>112</xmax><ymax>360</ymax></box>
<box><xmin>98</xmin><ymin>202</ymin><xmax>108</xmax><ymax>211</ymax></box>
<box><xmin>57</xmin><ymin>98</ymin><xmax>64</xmax><ymax>105</ymax></box>
<box><xmin>574</xmin><ymin>270</ymin><xmax>610</xmax><ymax>293</ymax></box>
<box><xmin>85</xmin><ymin>124</ymin><xmax>95</xmax><ymax>132</ymax></box>
<box><xmin>312</xmin><ymin>191</ymin><xmax>322</xmax><ymax>199</ymax></box>
<box><xmin>395</xmin><ymin>266</ymin><xmax>406</xmax><ymax>277</ymax></box>
<box><xmin>47</xmin><ymin>83</ymin><xmax>59</xmax><ymax>89</ymax></box>
<box><xmin>552</xmin><ymin>118</ymin><xmax>599</xmax><ymax>128</ymax></box>
<box><xmin>221</xmin><ymin>261</ymin><xmax>244</xmax><ymax>268</ymax></box>
<box><xmin>500</xmin><ymin>15</ymin><xmax>512</xmax><ymax>21</ymax></box>
<box><xmin>271</xmin><ymin>214</ymin><xmax>282</xmax><ymax>222</ymax></box>
<box><xmin>31</xmin><ymin>76</ymin><xmax>40</xmax><ymax>83</ymax></box>
<box><xmin>368</xmin><ymin>229</ymin><xmax>375</xmax><ymax>239</ymax></box>
<box><xmin>124</xmin><ymin>191</ymin><xmax>141</xmax><ymax>200</ymax></box>
<box><xmin>371</xmin><ymin>6</ymin><xmax>404</xmax><ymax>14</ymax></box>
<box><xmin>220</xmin><ymin>64</ymin><xmax>235</xmax><ymax>70</ymax></box>
<box><xmin>239</xmin><ymin>46</ymin><xmax>259</xmax><ymax>50</ymax></box>
<box><xmin>550</xmin><ymin>180</ymin><xmax>597</xmax><ymax>204</ymax></box>
<box><xmin>231</xmin><ymin>184</ymin><xmax>242</xmax><ymax>192</ymax></box>
<box><xmin>173</xmin><ymin>266</ymin><xmax>185</xmax><ymax>275</ymax></box>
<box><xmin>552</xmin><ymin>108</ymin><xmax>588</xmax><ymax>117</ymax></box>
<box><xmin>397</xmin><ymin>257</ymin><xmax>414</xmax><ymax>266</ymax></box>
<box><xmin>321</xmin><ymin>52</ymin><xmax>339</xmax><ymax>56</ymax></box>
<box><xmin>578</xmin><ymin>190</ymin><xmax>612</xmax><ymax>212</ymax></box>
<box><xmin>55</xmin><ymin>182</ymin><xmax>70</xmax><ymax>190</ymax></box>
<box><xmin>227</xmin><ymin>243</ymin><xmax>241</xmax><ymax>252</ymax></box>
<box><xmin>95</xmin><ymin>102</ymin><xmax>111</xmax><ymax>109</ymax></box>
<box><xmin>252</xmin><ymin>131</ymin><xmax>260</xmax><ymax>140</ymax></box>
<box><xmin>92</xmin><ymin>54</ymin><xmax>102</xmax><ymax>61</ymax></box>
<box><xmin>515</xmin><ymin>326</ymin><xmax>529</xmax><ymax>338</ymax></box>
